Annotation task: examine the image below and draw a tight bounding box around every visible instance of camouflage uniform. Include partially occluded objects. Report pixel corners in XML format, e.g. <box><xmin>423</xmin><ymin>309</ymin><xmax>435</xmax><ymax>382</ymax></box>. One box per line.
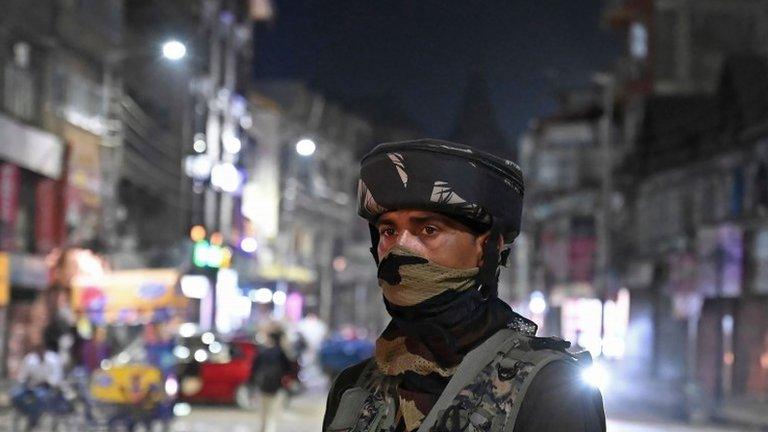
<box><xmin>326</xmin><ymin>329</ymin><xmax>583</xmax><ymax>432</ymax></box>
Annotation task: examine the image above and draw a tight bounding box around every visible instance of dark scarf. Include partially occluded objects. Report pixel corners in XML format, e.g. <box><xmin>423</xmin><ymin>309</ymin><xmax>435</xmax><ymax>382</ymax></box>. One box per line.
<box><xmin>375</xmin><ymin>288</ymin><xmax>531</xmax><ymax>431</ymax></box>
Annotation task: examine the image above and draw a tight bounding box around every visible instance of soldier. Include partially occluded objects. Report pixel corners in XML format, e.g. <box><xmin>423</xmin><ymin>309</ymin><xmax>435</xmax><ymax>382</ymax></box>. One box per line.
<box><xmin>323</xmin><ymin>139</ymin><xmax>606</xmax><ymax>432</ymax></box>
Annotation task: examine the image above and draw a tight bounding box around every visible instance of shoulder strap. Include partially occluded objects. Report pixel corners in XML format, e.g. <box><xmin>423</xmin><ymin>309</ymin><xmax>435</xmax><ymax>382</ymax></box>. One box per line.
<box><xmin>353</xmin><ymin>358</ymin><xmax>378</xmax><ymax>387</ymax></box>
<box><xmin>325</xmin><ymin>359</ymin><xmax>377</xmax><ymax>432</ymax></box>
<box><xmin>502</xmin><ymin>345</ymin><xmax>580</xmax><ymax>432</ymax></box>
<box><xmin>417</xmin><ymin>328</ymin><xmax>520</xmax><ymax>432</ymax></box>
<box><xmin>327</xmin><ymin>387</ymin><xmax>372</xmax><ymax>431</ymax></box>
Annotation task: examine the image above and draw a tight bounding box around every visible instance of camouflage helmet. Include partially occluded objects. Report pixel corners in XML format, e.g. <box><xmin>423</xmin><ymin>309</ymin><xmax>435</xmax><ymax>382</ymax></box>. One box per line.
<box><xmin>357</xmin><ymin>139</ymin><xmax>524</xmax><ymax>298</ymax></box>
<box><xmin>357</xmin><ymin>139</ymin><xmax>524</xmax><ymax>241</ymax></box>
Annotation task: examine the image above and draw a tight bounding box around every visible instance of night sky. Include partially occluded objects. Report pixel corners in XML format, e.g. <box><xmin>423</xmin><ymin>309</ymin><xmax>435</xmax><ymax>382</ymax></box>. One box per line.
<box><xmin>253</xmin><ymin>0</ymin><xmax>621</xmax><ymax>152</ymax></box>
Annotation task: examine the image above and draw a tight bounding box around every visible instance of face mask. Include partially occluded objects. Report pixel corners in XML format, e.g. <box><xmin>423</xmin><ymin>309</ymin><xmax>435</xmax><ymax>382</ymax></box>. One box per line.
<box><xmin>377</xmin><ymin>246</ymin><xmax>479</xmax><ymax>307</ymax></box>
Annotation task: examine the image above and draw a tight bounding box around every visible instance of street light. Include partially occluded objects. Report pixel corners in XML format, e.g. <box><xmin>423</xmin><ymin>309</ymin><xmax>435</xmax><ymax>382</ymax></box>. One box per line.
<box><xmin>222</xmin><ymin>130</ymin><xmax>242</xmax><ymax>154</ymax></box>
<box><xmin>162</xmin><ymin>40</ymin><xmax>187</xmax><ymax>61</ymax></box>
<box><xmin>296</xmin><ymin>138</ymin><xmax>316</xmax><ymax>156</ymax></box>
<box><xmin>210</xmin><ymin>162</ymin><xmax>242</xmax><ymax>193</ymax></box>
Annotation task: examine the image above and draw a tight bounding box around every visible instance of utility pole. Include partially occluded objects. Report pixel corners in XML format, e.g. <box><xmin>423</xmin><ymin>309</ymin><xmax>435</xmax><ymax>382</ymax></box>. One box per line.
<box><xmin>202</xmin><ymin>0</ymin><xmax>223</xmax><ymax>331</ymax></box>
<box><xmin>204</xmin><ymin>0</ymin><xmax>223</xmax><ymax>234</ymax></box>
<box><xmin>218</xmin><ymin>8</ymin><xmax>239</xmax><ymax>242</ymax></box>
<box><xmin>101</xmin><ymin>54</ymin><xmax>126</xmax><ymax>263</ymax></box>
<box><xmin>594</xmin><ymin>72</ymin><xmax>614</xmax><ymax>357</ymax></box>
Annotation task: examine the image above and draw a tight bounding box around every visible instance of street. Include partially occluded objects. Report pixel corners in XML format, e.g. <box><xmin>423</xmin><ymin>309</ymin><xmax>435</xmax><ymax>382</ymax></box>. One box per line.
<box><xmin>4</xmin><ymin>2</ymin><xmax>768</xmax><ymax>432</ymax></box>
<box><xmin>173</xmin><ymin>391</ymin><xmax>325</xmax><ymax>432</ymax></box>
<box><xmin>168</xmin><ymin>389</ymin><xmax>751</xmax><ymax>432</ymax></box>
<box><xmin>606</xmin><ymin>419</ymin><xmax>749</xmax><ymax>432</ymax></box>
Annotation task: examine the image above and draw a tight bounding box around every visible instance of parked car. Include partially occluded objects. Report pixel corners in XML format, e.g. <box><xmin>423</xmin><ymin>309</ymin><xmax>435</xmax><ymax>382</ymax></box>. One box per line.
<box><xmin>319</xmin><ymin>333</ymin><xmax>374</xmax><ymax>379</ymax></box>
<box><xmin>177</xmin><ymin>335</ymin><xmax>258</xmax><ymax>409</ymax></box>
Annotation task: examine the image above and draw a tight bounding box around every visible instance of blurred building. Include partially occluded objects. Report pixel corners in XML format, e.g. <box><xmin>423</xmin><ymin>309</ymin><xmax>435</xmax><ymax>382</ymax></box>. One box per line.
<box><xmin>0</xmin><ymin>0</ymin><xmax>209</xmax><ymax>379</ymax></box>
<box><xmin>113</xmin><ymin>0</ymin><xmax>204</xmax><ymax>268</ymax></box>
<box><xmin>517</xmin><ymin>88</ymin><xmax>610</xmax><ymax>353</ymax></box>
<box><xmin>450</xmin><ymin>67</ymin><xmax>513</xmax><ymax>159</ymax></box>
<box><xmin>605</xmin><ymin>0</ymin><xmax>768</xmax><ymax>95</ymax></box>
<box><xmin>604</xmin><ymin>0</ymin><xmax>768</xmax><ymax>414</ymax></box>
<box><xmin>516</xmin><ymin>0</ymin><xmax>768</xmax><ymax>419</ymax></box>
<box><xmin>552</xmin><ymin>0</ymin><xmax>768</xmax><ymax>417</ymax></box>
<box><xmin>0</xmin><ymin>0</ymin><xmax>124</xmax><ymax>376</ymax></box>
<box><xmin>247</xmin><ymin>80</ymin><xmax>377</xmax><ymax>333</ymax></box>
<box><xmin>614</xmin><ymin>55</ymin><xmax>768</xmax><ymax>413</ymax></box>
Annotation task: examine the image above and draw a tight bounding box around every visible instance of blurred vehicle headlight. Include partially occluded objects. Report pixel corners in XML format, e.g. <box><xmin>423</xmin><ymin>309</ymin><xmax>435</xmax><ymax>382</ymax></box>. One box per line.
<box><xmin>209</xmin><ymin>341</ymin><xmax>222</xmax><ymax>354</ymax></box>
<box><xmin>201</xmin><ymin>332</ymin><xmax>215</xmax><ymax>344</ymax></box>
<box><xmin>173</xmin><ymin>346</ymin><xmax>191</xmax><ymax>360</ymax></box>
<box><xmin>194</xmin><ymin>349</ymin><xmax>208</xmax><ymax>363</ymax></box>
<box><xmin>174</xmin><ymin>402</ymin><xmax>192</xmax><ymax>417</ymax></box>
<box><xmin>181</xmin><ymin>377</ymin><xmax>202</xmax><ymax>396</ymax></box>
<box><xmin>165</xmin><ymin>377</ymin><xmax>179</xmax><ymax>397</ymax></box>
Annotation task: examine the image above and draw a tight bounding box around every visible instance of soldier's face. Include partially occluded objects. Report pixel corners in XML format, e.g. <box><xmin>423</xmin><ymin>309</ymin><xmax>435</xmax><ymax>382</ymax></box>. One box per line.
<box><xmin>376</xmin><ymin>209</ymin><xmax>489</xmax><ymax>269</ymax></box>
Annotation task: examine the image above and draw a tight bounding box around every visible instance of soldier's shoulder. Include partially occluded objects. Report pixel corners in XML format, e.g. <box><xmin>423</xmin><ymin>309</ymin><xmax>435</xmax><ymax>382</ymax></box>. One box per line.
<box><xmin>498</xmin><ymin>328</ymin><xmax>576</xmax><ymax>358</ymax></box>
<box><xmin>324</xmin><ymin>358</ymin><xmax>375</xmax><ymax>431</ymax></box>
<box><xmin>329</xmin><ymin>358</ymin><xmax>373</xmax><ymax>397</ymax></box>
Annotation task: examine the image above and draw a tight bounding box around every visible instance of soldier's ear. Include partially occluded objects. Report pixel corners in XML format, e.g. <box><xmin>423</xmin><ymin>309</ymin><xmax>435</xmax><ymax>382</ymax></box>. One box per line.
<box><xmin>475</xmin><ymin>231</ymin><xmax>501</xmax><ymax>266</ymax></box>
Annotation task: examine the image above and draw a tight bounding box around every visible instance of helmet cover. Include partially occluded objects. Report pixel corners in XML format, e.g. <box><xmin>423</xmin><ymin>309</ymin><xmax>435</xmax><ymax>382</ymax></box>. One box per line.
<box><xmin>357</xmin><ymin>139</ymin><xmax>524</xmax><ymax>242</ymax></box>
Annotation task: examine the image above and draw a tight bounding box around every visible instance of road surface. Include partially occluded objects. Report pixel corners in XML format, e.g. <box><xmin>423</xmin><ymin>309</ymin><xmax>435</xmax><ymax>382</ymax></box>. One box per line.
<box><xmin>171</xmin><ymin>390</ymin><xmax>752</xmax><ymax>432</ymax></box>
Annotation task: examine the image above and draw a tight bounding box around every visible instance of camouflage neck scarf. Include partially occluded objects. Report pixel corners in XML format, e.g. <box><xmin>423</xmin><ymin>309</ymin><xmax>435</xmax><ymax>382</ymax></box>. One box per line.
<box><xmin>373</xmin><ymin>247</ymin><xmax>516</xmax><ymax>431</ymax></box>
<box><xmin>377</xmin><ymin>246</ymin><xmax>480</xmax><ymax>307</ymax></box>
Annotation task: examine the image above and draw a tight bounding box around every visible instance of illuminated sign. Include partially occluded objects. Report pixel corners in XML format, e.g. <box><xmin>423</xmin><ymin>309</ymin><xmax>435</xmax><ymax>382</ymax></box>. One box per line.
<box><xmin>192</xmin><ymin>240</ymin><xmax>231</xmax><ymax>269</ymax></box>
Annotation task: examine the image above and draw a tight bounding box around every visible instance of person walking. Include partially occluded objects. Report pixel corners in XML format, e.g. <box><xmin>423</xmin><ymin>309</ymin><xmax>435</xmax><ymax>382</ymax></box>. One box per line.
<box><xmin>323</xmin><ymin>139</ymin><xmax>606</xmax><ymax>431</ymax></box>
<box><xmin>13</xmin><ymin>331</ymin><xmax>65</xmax><ymax>430</ymax></box>
<box><xmin>252</xmin><ymin>326</ymin><xmax>293</xmax><ymax>432</ymax></box>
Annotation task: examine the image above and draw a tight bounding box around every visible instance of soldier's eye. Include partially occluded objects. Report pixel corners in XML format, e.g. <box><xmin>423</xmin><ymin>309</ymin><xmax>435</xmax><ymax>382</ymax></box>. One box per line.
<box><xmin>380</xmin><ymin>227</ymin><xmax>395</xmax><ymax>237</ymax></box>
<box><xmin>423</xmin><ymin>226</ymin><xmax>438</xmax><ymax>235</ymax></box>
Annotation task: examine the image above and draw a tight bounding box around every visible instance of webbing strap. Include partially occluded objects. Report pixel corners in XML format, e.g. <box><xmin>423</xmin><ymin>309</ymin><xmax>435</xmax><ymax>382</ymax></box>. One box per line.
<box><xmin>354</xmin><ymin>358</ymin><xmax>377</xmax><ymax>388</ymax></box>
<box><xmin>501</xmin><ymin>349</ymin><xmax>579</xmax><ymax>432</ymax></box>
<box><xmin>416</xmin><ymin>328</ymin><xmax>519</xmax><ymax>432</ymax></box>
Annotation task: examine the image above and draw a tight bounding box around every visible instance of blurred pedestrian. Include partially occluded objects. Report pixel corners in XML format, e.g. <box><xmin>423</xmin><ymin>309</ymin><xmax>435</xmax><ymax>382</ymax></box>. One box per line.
<box><xmin>323</xmin><ymin>140</ymin><xmax>606</xmax><ymax>431</ymax></box>
<box><xmin>252</xmin><ymin>325</ymin><xmax>293</xmax><ymax>432</ymax></box>
<box><xmin>13</xmin><ymin>331</ymin><xmax>64</xmax><ymax>430</ymax></box>
<box><xmin>17</xmin><ymin>334</ymin><xmax>63</xmax><ymax>389</ymax></box>
<box><xmin>81</xmin><ymin>326</ymin><xmax>110</xmax><ymax>373</ymax></box>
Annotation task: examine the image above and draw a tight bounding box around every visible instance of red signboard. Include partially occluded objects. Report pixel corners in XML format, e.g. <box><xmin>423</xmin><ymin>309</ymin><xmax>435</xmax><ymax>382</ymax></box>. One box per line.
<box><xmin>0</xmin><ymin>164</ymin><xmax>20</xmax><ymax>251</ymax></box>
<box><xmin>569</xmin><ymin>236</ymin><xmax>597</xmax><ymax>282</ymax></box>
<box><xmin>35</xmin><ymin>178</ymin><xmax>62</xmax><ymax>253</ymax></box>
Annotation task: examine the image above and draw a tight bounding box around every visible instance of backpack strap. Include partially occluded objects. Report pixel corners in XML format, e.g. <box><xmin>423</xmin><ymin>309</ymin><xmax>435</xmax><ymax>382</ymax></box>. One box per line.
<box><xmin>353</xmin><ymin>358</ymin><xmax>378</xmax><ymax>387</ymax></box>
<box><xmin>327</xmin><ymin>387</ymin><xmax>372</xmax><ymax>431</ymax></box>
<box><xmin>417</xmin><ymin>328</ymin><xmax>521</xmax><ymax>432</ymax></box>
<box><xmin>502</xmin><ymin>343</ymin><xmax>581</xmax><ymax>432</ymax></box>
<box><xmin>327</xmin><ymin>359</ymin><xmax>398</xmax><ymax>432</ymax></box>
<box><xmin>418</xmin><ymin>331</ymin><xmax>584</xmax><ymax>432</ymax></box>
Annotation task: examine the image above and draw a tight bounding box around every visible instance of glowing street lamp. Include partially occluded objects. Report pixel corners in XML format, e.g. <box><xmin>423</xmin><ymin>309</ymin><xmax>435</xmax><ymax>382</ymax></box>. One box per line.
<box><xmin>162</xmin><ymin>40</ymin><xmax>187</xmax><ymax>61</ymax></box>
<box><xmin>296</xmin><ymin>138</ymin><xmax>316</xmax><ymax>156</ymax></box>
<box><xmin>210</xmin><ymin>162</ymin><xmax>242</xmax><ymax>193</ymax></box>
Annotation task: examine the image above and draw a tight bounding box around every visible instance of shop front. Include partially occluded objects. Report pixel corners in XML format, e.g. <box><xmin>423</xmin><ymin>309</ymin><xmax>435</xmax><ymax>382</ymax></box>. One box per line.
<box><xmin>5</xmin><ymin>253</ymin><xmax>52</xmax><ymax>379</ymax></box>
<box><xmin>62</xmin><ymin>123</ymin><xmax>102</xmax><ymax>245</ymax></box>
<box><xmin>725</xmin><ymin>227</ymin><xmax>768</xmax><ymax>399</ymax></box>
<box><xmin>71</xmin><ymin>268</ymin><xmax>186</xmax><ymax>378</ymax></box>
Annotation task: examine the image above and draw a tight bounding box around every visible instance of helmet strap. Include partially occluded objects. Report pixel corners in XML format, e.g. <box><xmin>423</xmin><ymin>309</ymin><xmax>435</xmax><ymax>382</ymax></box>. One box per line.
<box><xmin>368</xmin><ymin>223</ymin><xmax>380</xmax><ymax>264</ymax></box>
<box><xmin>500</xmin><ymin>248</ymin><xmax>511</xmax><ymax>267</ymax></box>
<box><xmin>479</xmin><ymin>223</ymin><xmax>502</xmax><ymax>300</ymax></box>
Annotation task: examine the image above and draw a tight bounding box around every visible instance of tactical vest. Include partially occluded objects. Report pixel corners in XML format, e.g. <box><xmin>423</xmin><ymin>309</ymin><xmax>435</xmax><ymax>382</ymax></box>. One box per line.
<box><xmin>327</xmin><ymin>329</ymin><xmax>590</xmax><ymax>432</ymax></box>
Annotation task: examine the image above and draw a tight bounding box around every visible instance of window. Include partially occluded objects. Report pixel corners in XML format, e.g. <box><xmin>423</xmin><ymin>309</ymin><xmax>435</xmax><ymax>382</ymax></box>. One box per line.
<box><xmin>2</xmin><ymin>58</ymin><xmax>36</xmax><ymax>121</ymax></box>
<box><xmin>630</xmin><ymin>22</ymin><xmax>648</xmax><ymax>60</ymax></box>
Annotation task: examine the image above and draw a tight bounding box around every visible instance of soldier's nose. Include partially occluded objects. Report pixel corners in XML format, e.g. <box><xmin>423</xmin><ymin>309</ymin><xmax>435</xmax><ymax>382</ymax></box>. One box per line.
<box><xmin>396</xmin><ymin>230</ymin><xmax>422</xmax><ymax>251</ymax></box>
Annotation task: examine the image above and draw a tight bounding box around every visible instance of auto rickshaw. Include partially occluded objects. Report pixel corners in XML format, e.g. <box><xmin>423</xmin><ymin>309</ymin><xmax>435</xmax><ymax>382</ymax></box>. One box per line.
<box><xmin>90</xmin><ymin>362</ymin><xmax>175</xmax><ymax>431</ymax></box>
